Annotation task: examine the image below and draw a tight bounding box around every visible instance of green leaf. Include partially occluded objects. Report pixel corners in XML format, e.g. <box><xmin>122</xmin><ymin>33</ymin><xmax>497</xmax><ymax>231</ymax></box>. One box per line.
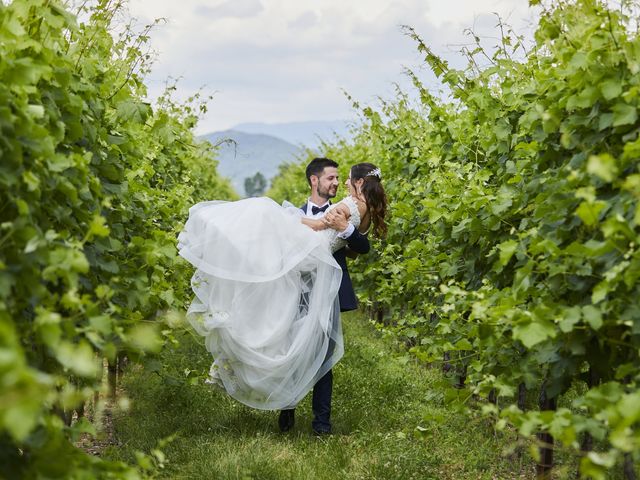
<box><xmin>126</xmin><ymin>324</ymin><xmax>163</xmax><ymax>353</ymax></box>
<box><xmin>617</xmin><ymin>392</ymin><xmax>640</xmax><ymax>423</ymax></box>
<box><xmin>454</xmin><ymin>339</ymin><xmax>473</xmax><ymax>350</ymax></box>
<box><xmin>35</xmin><ymin>308</ymin><xmax>62</xmax><ymax>346</ymax></box>
<box><xmin>611</xmin><ymin>103</ymin><xmax>637</xmax><ymax>127</ymax></box>
<box><xmin>586</xmin><ymin>451</ymin><xmax>616</xmax><ymax>468</ymax></box>
<box><xmin>88</xmin><ymin>215</ymin><xmax>110</xmax><ymax>238</ymax></box>
<box><xmin>498</xmin><ymin>239</ymin><xmax>518</xmax><ymax>266</ymax></box>
<box><xmin>22</xmin><ymin>171</ymin><xmax>40</xmax><ymax>191</ymax></box>
<box><xmin>54</xmin><ymin>341</ymin><xmax>98</xmax><ymax>377</ymax></box>
<box><xmin>47</xmin><ymin>154</ymin><xmax>76</xmax><ymax>173</ymax></box>
<box><xmin>107</xmin><ymin>133</ymin><xmax>127</xmax><ymax>145</ymax></box>
<box><xmin>89</xmin><ymin>315</ymin><xmax>112</xmax><ymax>335</ymax></box>
<box><xmin>491</xmin><ymin>189</ymin><xmax>513</xmax><ymax>215</ymax></box>
<box><xmin>116</xmin><ymin>100</ymin><xmax>152</xmax><ymax>123</ymax></box>
<box><xmin>16</xmin><ymin>199</ymin><xmax>29</xmax><ymax>215</ymax></box>
<box><xmin>600</xmin><ymin>79</ymin><xmax>622</xmax><ymax>100</ymax></box>
<box><xmin>513</xmin><ymin>320</ymin><xmax>556</xmax><ymax>348</ymax></box>
<box><xmin>582</xmin><ymin>306</ymin><xmax>603</xmax><ymax>330</ymax></box>
<box><xmin>587</xmin><ymin>154</ymin><xmax>617</xmax><ymax>182</ymax></box>
<box><xmin>576</xmin><ymin>201</ymin><xmax>606</xmax><ymax>226</ymax></box>
<box><xmin>558</xmin><ymin>307</ymin><xmax>581</xmax><ymax>333</ymax></box>
<box><xmin>591</xmin><ymin>281</ymin><xmax>609</xmax><ymax>304</ymax></box>
<box><xmin>26</xmin><ymin>104</ymin><xmax>45</xmax><ymax>119</ymax></box>
<box><xmin>598</xmin><ymin>113</ymin><xmax>614</xmax><ymax>130</ymax></box>
<box><xmin>568</xmin><ymin>51</ymin><xmax>588</xmax><ymax>71</ymax></box>
<box><xmin>7</xmin><ymin>58</ymin><xmax>52</xmax><ymax>85</ymax></box>
<box><xmin>24</xmin><ymin>235</ymin><xmax>42</xmax><ymax>254</ymax></box>
<box><xmin>4</xmin><ymin>15</ymin><xmax>26</xmax><ymax>36</ymax></box>
<box><xmin>579</xmin><ymin>456</ymin><xmax>609</xmax><ymax>480</ymax></box>
<box><xmin>4</xmin><ymin>403</ymin><xmax>40</xmax><ymax>442</ymax></box>
<box><xmin>494</xmin><ymin>119</ymin><xmax>511</xmax><ymax>140</ymax></box>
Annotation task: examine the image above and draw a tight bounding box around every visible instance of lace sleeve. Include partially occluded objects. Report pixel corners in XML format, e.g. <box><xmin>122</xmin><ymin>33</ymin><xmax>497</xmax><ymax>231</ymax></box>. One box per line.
<box><xmin>337</xmin><ymin>196</ymin><xmax>361</xmax><ymax>229</ymax></box>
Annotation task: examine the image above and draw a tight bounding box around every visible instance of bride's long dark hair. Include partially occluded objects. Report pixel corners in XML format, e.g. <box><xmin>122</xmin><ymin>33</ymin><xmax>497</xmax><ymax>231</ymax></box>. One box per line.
<box><xmin>350</xmin><ymin>162</ymin><xmax>387</xmax><ymax>238</ymax></box>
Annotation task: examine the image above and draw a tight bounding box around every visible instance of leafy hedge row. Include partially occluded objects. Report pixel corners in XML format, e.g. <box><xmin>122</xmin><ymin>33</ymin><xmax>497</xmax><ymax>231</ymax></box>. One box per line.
<box><xmin>0</xmin><ymin>1</ymin><xmax>233</xmax><ymax>477</ymax></box>
<box><xmin>270</xmin><ymin>1</ymin><xmax>640</xmax><ymax>477</ymax></box>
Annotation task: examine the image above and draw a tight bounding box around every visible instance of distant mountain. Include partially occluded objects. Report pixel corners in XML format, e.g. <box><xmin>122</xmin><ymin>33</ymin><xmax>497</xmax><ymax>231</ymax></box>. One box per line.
<box><xmin>231</xmin><ymin>120</ymin><xmax>352</xmax><ymax>150</ymax></box>
<box><xmin>200</xmin><ymin>130</ymin><xmax>303</xmax><ymax>197</ymax></box>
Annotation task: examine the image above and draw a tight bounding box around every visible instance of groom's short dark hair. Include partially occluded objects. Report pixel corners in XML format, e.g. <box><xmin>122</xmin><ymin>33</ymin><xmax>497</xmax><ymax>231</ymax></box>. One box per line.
<box><xmin>306</xmin><ymin>158</ymin><xmax>339</xmax><ymax>185</ymax></box>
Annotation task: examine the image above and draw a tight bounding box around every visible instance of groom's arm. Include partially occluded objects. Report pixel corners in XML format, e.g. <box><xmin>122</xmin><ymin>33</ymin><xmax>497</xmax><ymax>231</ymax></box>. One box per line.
<box><xmin>323</xmin><ymin>211</ymin><xmax>370</xmax><ymax>255</ymax></box>
<box><xmin>344</xmin><ymin>228</ymin><xmax>370</xmax><ymax>254</ymax></box>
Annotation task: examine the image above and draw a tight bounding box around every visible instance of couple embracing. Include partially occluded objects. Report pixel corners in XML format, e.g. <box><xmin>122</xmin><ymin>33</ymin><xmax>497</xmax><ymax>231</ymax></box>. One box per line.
<box><xmin>177</xmin><ymin>157</ymin><xmax>387</xmax><ymax>435</ymax></box>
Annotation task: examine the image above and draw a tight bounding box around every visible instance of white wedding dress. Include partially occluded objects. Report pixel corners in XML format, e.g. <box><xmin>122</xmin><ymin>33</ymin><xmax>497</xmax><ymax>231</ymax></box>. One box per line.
<box><xmin>177</xmin><ymin>196</ymin><xmax>361</xmax><ymax>410</ymax></box>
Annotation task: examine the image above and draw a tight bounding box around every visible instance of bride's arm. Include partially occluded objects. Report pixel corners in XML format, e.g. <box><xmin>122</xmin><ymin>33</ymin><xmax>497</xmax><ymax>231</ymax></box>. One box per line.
<box><xmin>301</xmin><ymin>217</ymin><xmax>328</xmax><ymax>231</ymax></box>
<box><xmin>321</xmin><ymin>204</ymin><xmax>352</xmax><ymax>231</ymax></box>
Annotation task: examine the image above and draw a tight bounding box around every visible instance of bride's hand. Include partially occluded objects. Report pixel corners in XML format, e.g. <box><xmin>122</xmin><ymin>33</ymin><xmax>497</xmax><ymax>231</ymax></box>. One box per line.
<box><xmin>323</xmin><ymin>210</ymin><xmax>349</xmax><ymax>231</ymax></box>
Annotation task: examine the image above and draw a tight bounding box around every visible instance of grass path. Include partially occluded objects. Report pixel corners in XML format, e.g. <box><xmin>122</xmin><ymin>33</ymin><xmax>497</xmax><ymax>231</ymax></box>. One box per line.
<box><xmin>106</xmin><ymin>313</ymin><xmax>534</xmax><ymax>479</ymax></box>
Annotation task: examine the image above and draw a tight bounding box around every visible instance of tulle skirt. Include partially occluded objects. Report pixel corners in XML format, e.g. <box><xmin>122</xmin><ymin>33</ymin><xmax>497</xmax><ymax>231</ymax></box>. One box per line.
<box><xmin>177</xmin><ymin>197</ymin><xmax>343</xmax><ymax>410</ymax></box>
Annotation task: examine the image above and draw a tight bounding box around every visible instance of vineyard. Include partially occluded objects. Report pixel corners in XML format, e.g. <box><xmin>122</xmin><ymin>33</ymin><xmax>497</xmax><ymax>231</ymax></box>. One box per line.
<box><xmin>0</xmin><ymin>0</ymin><xmax>233</xmax><ymax>478</ymax></box>
<box><xmin>2</xmin><ymin>0</ymin><xmax>640</xmax><ymax>479</ymax></box>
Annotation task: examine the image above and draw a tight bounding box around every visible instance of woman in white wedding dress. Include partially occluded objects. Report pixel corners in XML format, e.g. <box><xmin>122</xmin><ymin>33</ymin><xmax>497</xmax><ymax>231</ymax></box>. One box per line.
<box><xmin>177</xmin><ymin>162</ymin><xmax>387</xmax><ymax>410</ymax></box>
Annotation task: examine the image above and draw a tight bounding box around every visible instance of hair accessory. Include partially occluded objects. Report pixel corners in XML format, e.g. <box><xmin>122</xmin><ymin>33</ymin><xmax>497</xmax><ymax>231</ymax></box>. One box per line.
<box><xmin>366</xmin><ymin>168</ymin><xmax>382</xmax><ymax>179</ymax></box>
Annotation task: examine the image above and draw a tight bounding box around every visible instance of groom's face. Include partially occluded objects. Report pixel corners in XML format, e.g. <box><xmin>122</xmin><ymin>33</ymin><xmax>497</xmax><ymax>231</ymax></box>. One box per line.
<box><xmin>315</xmin><ymin>167</ymin><xmax>339</xmax><ymax>200</ymax></box>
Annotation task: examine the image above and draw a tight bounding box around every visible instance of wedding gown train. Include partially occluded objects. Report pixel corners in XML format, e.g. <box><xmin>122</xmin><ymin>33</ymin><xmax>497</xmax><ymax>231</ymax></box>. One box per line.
<box><xmin>177</xmin><ymin>196</ymin><xmax>361</xmax><ymax>410</ymax></box>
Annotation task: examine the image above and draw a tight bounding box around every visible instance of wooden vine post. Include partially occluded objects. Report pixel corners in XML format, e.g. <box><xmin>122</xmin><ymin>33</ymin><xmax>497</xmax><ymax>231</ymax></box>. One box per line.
<box><xmin>536</xmin><ymin>387</ymin><xmax>557</xmax><ymax>480</ymax></box>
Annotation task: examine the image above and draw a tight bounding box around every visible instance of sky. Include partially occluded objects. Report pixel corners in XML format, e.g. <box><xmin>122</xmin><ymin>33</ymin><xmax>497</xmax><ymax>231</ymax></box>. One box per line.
<box><xmin>127</xmin><ymin>0</ymin><xmax>539</xmax><ymax>134</ymax></box>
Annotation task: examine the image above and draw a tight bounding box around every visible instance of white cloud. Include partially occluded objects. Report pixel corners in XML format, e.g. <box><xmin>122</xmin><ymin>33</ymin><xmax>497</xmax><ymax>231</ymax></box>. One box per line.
<box><xmin>288</xmin><ymin>11</ymin><xmax>319</xmax><ymax>29</ymax></box>
<box><xmin>127</xmin><ymin>0</ymin><xmax>537</xmax><ymax>133</ymax></box>
<box><xmin>195</xmin><ymin>0</ymin><xmax>264</xmax><ymax>19</ymax></box>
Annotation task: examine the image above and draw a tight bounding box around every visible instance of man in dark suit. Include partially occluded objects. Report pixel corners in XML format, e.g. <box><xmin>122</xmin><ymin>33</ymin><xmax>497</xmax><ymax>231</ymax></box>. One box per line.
<box><xmin>278</xmin><ymin>157</ymin><xmax>370</xmax><ymax>435</ymax></box>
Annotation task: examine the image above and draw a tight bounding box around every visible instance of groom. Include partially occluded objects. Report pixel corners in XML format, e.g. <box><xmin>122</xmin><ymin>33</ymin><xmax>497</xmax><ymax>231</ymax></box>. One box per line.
<box><xmin>278</xmin><ymin>157</ymin><xmax>370</xmax><ymax>435</ymax></box>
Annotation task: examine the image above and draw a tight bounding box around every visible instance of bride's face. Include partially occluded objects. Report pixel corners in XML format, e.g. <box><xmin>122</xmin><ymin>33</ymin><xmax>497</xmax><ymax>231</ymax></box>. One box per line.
<box><xmin>345</xmin><ymin>174</ymin><xmax>364</xmax><ymax>197</ymax></box>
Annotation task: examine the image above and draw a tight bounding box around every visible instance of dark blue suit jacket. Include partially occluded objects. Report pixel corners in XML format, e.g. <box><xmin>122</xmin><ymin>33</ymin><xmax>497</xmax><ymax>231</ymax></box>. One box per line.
<box><xmin>301</xmin><ymin>203</ymin><xmax>370</xmax><ymax>312</ymax></box>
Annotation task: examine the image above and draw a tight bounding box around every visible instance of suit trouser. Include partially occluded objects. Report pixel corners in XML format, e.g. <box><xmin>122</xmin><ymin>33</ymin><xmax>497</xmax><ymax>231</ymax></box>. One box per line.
<box><xmin>312</xmin><ymin>300</ymin><xmax>340</xmax><ymax>431</ymax></box>
<box><xmin>311</xmin><ymin>369</ymin><xmax>333</xmax><ymax>431</ymax></box>
<box><xmin>293</xmin><ymin>273</ymin><xmax>338</xmax><ymax>432</ymax></box>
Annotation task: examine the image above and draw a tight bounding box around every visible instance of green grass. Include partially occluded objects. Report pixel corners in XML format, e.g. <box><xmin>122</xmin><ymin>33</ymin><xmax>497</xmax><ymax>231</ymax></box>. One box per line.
<box><xmin>105</xmin><ymin>313</ymin><xmax>535</xmax><ymax>479</ymax></box>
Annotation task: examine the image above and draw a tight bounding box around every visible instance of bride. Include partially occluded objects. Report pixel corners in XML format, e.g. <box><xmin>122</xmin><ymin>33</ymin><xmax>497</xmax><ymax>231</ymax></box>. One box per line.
<box><xmin>177</xmin><ymin>162</ymin><xmax>387</xmax><ymax>410</ymax></box>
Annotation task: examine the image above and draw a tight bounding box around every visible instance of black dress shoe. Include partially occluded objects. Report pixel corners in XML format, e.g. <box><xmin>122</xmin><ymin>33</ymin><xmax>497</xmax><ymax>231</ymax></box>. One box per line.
<box><xmin>278</xmin><ymin>409</ymin><xmax>295</xmax><ymax>432</ymax></box>
<box><xmin>312</xmin><ymin>427</ymin><xmax>332</xmax><ymax>436</ymax></box>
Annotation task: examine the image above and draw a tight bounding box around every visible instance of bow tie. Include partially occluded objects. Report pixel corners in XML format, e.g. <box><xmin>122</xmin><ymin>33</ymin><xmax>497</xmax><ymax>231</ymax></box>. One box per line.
<box><xmin>311</xmin><ymin>204</ymin><xmax>329</xmax><ymax>215</ymax></box>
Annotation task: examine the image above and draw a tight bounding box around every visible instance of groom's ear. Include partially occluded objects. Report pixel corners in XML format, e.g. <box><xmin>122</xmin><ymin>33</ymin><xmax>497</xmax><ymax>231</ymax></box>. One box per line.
<box><xmin>309</xmin><ymin>175</ymin><xmax>319</xmax><ymax>188</ymax></box>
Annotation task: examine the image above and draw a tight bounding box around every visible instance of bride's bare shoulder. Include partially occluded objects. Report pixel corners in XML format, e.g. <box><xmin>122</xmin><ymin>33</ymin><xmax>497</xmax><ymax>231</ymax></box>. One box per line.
<box><xmin>350</xmin><ymin>196</ymin><xmax>367</xmax><ymax>217</ymax></box>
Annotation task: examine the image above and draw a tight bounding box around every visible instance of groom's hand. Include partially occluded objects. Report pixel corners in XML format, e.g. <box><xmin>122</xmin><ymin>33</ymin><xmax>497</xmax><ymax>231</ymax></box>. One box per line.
<box><xmin>323</xmin><ymin>210</ymin><xmax>349</xmax><ymax>231</ymax></box>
